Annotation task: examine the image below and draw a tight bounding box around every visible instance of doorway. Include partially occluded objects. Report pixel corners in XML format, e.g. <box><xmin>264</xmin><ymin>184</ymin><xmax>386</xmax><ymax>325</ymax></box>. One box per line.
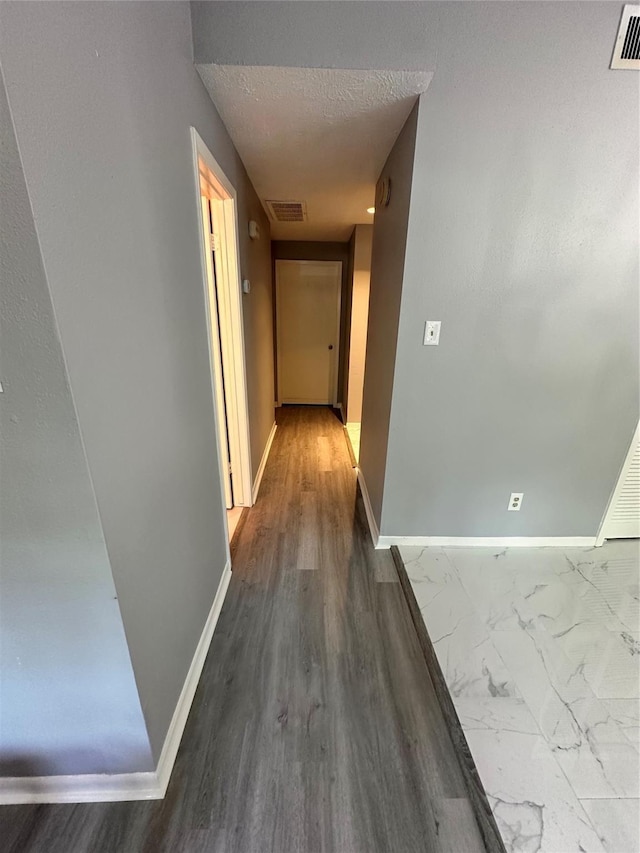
<box><xmin>191</xmin><ymin>129</ymin><xmax>253</xmax><ymax>544</ymax></box>
<box><xmin>275</xmin><ymin>260</ymin><xmax>342</xmax><ymax>406</ymax></box>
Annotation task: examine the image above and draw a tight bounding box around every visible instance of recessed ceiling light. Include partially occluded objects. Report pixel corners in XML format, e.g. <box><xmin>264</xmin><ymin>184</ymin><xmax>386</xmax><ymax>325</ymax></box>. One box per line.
<box><xmin>367</xmin><ymin>207</ymin><xmax>375</xmax><ymax>214</ymax></box>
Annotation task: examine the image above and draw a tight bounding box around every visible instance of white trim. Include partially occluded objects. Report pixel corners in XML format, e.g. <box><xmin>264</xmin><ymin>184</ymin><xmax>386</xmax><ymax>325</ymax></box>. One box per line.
<box><xmin>596</xmin><ymin>420</ymin><xmax>640</xmax><ymax>546</ymax></box>
<box><xmin>356</xmin><ymin>468</ymin><xmax>380</xmax><ymax>548</ymax></box>
<box><xmin>0</xmin><ymin>561</ymin><xmax>232</xmax><ymax>805</ymax></box>
<box><xmin>252</xmin><ymin>422</ymin><xmax>277</xmax><ymax>503</ymax></box>
<box><xmin>376</xmin><ymin>535</ymin><xmax>597</xmax><ymax>550</ymax></box>
<box><xmin>0</xmin><ymin>771</ymin><xmax>160</xmax><ymax>806</ymax></box>
<box><xmin>191</xmin><ymin>128</ymin><xmax>253</xmax><ymax>508</ymax></box>
<box><xmin>277</xmin><ymin>398</ymin><xmax>336</xmax><ymax>406</ymax></box>
<box><xmin>275</xmin><ymin>259</ymin><xmax>342</xmax><ymax>407</ymax></box>
<box><xmin>154</xmin><ymin>560</ymin><xmax>231</xmax><ymax>795</ymax></box>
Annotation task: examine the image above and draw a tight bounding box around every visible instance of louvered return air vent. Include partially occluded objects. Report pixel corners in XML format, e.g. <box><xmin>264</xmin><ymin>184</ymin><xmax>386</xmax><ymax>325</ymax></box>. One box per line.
<box><xmin>265</xmin><ymin>200</ymin><xmax>307</xmax><ymax>223</ymax></box>
<box><xmin>611</xmin><ymin>5</ymin><xmax>640</xmax><ymax>69</ymax></box>
<box><xmin>599</xmin><ymin>422</ymin><xmax>640</xmax><ymax>541</ymax></box>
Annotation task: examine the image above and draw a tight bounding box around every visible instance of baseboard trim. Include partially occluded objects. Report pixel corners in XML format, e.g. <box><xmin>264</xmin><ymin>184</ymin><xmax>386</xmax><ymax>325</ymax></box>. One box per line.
<box><xmin>0</xmin><ymin>771</ymin><xmax>160</xmax><ymax>805</ymax></box>
<box><xmin>154</xmin><ymin>559</ymin><xmax>232</xmax><ymax>796</ymax></box>
<box><xmin>0</xmin><ymin>560</ymin><xmax>233</xmax><ymax>805</ymax></box>
<box><xmin>356</xmin><ymin>468</ymin><xmax>380</xmax><ymax>548</ymax></box>
<box><xmin>252</xmin><ymin>422</ymin><xmax>277</xmax><ymax>503</ymax></box>
<box><xmin>377</xmin><ymin>535</ymin><xmax>597</xmax><ymax>549</ymax></box>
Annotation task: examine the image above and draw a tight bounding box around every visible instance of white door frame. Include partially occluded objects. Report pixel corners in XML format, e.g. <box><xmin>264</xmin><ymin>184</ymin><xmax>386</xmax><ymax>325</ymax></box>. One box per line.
<box><xmin>275</xmin><ymin>259</ymin><xmax>342</xmax><ymax>407</ymax></box>
<box><xmin>191</xmin><ymin>127</ymin><xmax>253</xmax><ymax>510</ymax></box>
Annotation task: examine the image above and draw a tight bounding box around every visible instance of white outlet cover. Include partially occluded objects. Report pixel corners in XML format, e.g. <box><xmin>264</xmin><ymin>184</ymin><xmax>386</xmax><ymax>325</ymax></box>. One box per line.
<box><xmin>423</xmin><ymin>320</ymin><xmax>441</xmax><ymax>346</ymax></box>
<box><xmin>508</xmin><ymin>492</ymin><xmax>524</xmax><ymax>511</ymax></box>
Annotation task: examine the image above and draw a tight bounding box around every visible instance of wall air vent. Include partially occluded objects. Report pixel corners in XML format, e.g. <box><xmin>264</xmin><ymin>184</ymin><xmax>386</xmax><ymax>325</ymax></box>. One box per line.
<box><xmin>611</xmin><ymin>5</ymin><xmax>640</xmax><ymax>69</ymax></box>
<box><xmin>265</xmin><ymin>200</ymin><xmax>307</xmax><ymax>223</ymax></box>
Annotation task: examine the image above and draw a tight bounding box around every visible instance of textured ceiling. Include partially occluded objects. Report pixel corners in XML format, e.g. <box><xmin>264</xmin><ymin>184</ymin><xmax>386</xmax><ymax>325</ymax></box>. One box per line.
<box><xmin>196</xmin><ymin>65</ymin><xmax>432</xmax><ymax>241</ymax></box>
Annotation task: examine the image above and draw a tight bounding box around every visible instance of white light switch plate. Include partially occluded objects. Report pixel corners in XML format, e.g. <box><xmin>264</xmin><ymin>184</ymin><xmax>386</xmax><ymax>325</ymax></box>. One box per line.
<box><xmin>423</xmin><ymin>320</ymin><xmax>441</xmax><ymax>346</ymax></box>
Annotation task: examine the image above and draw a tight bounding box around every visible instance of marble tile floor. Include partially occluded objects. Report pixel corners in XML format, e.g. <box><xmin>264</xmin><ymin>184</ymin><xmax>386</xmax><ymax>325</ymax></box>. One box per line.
<box><xmin>399</xmin><ymin>540</ymin><xmax>640</xmax><ymax>853</ymax></box>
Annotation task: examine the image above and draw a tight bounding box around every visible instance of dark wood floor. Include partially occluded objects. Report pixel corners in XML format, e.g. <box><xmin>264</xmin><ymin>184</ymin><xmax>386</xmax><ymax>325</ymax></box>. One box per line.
<box><xmin>0</xmin><ymin>406</ymin><xmax>487</xmax><ymax>853</ymax></box>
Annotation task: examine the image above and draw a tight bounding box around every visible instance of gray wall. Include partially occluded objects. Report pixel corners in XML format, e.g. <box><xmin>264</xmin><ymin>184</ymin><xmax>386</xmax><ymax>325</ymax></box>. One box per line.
<box><xmin>359</xmin><ymin>106</ymin><xmax>419</xmax><ymax>524</ymax></box>
<box><xmin>0</xmin><ymin>0</ymin><xmax>273</xmax><ymax>763</ymax></box>
<box><xmin>191</xmin><ymin>1</ymin><xmax>441</xmax><ymax>71</ymax></box>
<box><xmin>193</xmin><ymin>1</ymin><xmax>639</xmax><ymax>539</ymax></box>
<box><xmin>237</xmin><ymin>184</ymin><xmax>274</xmax><ymax>478</ymax></box>
<box><xmin>272</xmin><ymin>241</ymin><xmax>351</xmax><ymax>409</ymax></box>
<box><xmin>380</xmin><ymin>2</ymin><xmax>639</xmax><ymax>536</ymax></box>
<box><xmin>0</xmin><ymin>70</ymin><xmax>152</xmax><ymax>776</ymax></box>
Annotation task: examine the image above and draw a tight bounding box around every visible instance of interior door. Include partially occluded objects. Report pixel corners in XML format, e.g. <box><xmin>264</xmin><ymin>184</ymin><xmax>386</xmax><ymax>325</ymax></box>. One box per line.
<box><xmin>276</xmin><ymin>260</ymin><xmax>342</xmax><ymax>405</ymax></box>
<box><xmin>201</xmin><ymin>195</ymin><xmax>233</xmax><ymax>509</ymax></box>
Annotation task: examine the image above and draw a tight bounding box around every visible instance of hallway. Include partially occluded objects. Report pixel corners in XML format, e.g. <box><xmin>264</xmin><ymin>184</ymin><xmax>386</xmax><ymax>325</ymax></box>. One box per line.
<box><xmin>0</xmin><ymin>407</ymin><xmax>489</xmax><ymax>853</ymax></box>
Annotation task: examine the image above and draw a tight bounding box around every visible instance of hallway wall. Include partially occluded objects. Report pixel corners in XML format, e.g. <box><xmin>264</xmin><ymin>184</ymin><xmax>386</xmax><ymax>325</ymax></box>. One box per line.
<box><xmin>380</xmin><ymin>3</ymin><xmax>639</xmax><ymax>537</ymax></box>
<box><xmin>0</xmin><ymin>69</ymin><xmax>153</xmax><ymax>777</ymax></box>
<box><xmin>0</xmin><ymin>0</ymin><xmax>273</xmax><ymax>768</ymax></box>
<box><xmin>359</xmin><ymin>107</ymin><xmax>419</xmax><ymax>525</ymax></box>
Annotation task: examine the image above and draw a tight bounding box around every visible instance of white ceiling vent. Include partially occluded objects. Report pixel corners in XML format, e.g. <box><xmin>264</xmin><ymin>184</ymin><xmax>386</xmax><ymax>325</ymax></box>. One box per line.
<box><xmin>265</xmin><ymin>200</ymin><xmax>307</xmax><ymax>223</ymax></box>
<box><xmin>611</xmin><ymin>5</ymin><xmax>640</xmax><ymax>69</ymax></box>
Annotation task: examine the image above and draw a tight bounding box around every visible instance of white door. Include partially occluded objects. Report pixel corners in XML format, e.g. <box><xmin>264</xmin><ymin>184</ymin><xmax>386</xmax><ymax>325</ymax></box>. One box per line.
<box><xmin>201</xmin><ymin>195</ymin><xmax>233</xmax><ymax>509</ymax></box>
<box><xmin>276</xmin><ymin>260</ymin><xmax>342</xmax><ymax>405</ymax></box>
<box><xmin>598</xmin><ymin>422</ymin><xmax>640</xmax><ymax>542</ymax></box>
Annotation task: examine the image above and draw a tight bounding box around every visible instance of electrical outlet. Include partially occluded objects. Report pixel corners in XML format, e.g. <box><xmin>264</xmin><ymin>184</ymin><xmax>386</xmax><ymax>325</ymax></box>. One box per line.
<box><xmin>508</xmin><ymin>492</ymin><xmax>524</xmax><ymax>511</ymax></box>
<box><xmin>423</xmin><ymin>320</ymin><xmax>441</xmax><ymax>346</ymax></box>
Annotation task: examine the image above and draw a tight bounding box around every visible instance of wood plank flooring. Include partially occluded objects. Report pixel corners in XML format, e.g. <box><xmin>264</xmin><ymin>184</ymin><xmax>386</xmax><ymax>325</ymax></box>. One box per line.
<box><xmin>0</xmin><ymin>406</ymin><xmax>488</xmax><ymax>853</ymax></box>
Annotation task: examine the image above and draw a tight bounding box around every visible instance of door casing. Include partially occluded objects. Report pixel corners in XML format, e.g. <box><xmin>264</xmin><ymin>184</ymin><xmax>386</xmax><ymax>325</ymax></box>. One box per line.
<box><xmin>191</xmin><ymin>128</ymin><xmax>253</xmax><ymax>526</ymax></box>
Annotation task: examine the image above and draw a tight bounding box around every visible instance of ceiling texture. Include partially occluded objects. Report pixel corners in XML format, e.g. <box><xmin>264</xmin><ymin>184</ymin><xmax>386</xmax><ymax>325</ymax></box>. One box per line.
<box><xmin>196</xmin><ymin>65</ymin><xmax>432</xmax><ymax>241</ymax></box>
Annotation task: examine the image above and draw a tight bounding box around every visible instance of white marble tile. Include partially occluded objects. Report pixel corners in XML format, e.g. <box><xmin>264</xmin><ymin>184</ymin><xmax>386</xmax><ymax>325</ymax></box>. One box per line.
<box><xmin>581</xmin><ymin>798</ymin><xmax>640</xmax><ymax>853</ymax></box>
<box><xmin>554</xmin><ymin>621</ymin><xmax>640</xmax><ymax>699</ymax></box>
<box><xmin>400</xmin><ymin>547</ymin><xmax>461</xmax><ymax>591</ymax></box>
<box><xmin>453</xmin><ymin>697</ymin><xmax>541</xmax><ymax>736</ymax></box>
<box><xmin>520</xmin><ymin>578</ymin><xmax>629</xmax><ymax>638</ymax></box>
<box><xmin>604</xmin><ymin>699</ymin><xmax>640</xmax><ymax>746</ymax></box>
<box><xmin>464</xmin><ymin>727</ymin><xmax>605</xmax><ymax>852</ymax></box>
<box><xmin>491</xmin><ymin>628</ymin><xmax>639</xmax><ymax>798</ymax></box>
<box><xmin>427</xmin><ymin>606</ymin><xmax>520</xmax><ymax>700</ymax></box>
<box><xmin>403</xmin><ymin>541</ymin><xmax>640</xmax><ymax>852</ymax></box>
<box><xmin>564</xmin><ymin>549</ymin><xmax>640</xmax><ymax>633</ymax></box>
<box><xmin>445</xmin><ymin>549</ymin><xmax>533</xmax><ymax>632</ymax></box>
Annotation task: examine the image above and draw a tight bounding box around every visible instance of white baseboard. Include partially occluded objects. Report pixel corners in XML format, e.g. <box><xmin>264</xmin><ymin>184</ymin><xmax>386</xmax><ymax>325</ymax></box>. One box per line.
<box><xmin>356</xmin><ymin>468</ymin><xmax>380</xmax><ymax>548</ymax></box>
<box><xmin>377</xmin><ymin>535</ymin><xmax>597</xmax><ymax>549</ymax></box>
<box><xmin>0</xmin><ymin>770</ymin><xmax>161</xmax><ymax>805</ymax></box>
<box><xmin>252</xmin><ymin>422</ymin><xmax>277</xmax><ymax>503</ymax></box>
<box><xmin>0</xmin><ymin>560</ymin><xmax>233</xmax><ymax>805</ymax></box>
<box><xmin>154</xmin><ymin>559</ymin><xmax>231</xmax><ymax>796</ymax></box>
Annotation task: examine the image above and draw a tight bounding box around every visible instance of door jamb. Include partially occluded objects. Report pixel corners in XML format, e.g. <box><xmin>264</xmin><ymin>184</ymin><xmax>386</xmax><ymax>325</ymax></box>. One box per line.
<box><xmin>190</xmin><ymin>127</ymin><xmax>253</xmax><ymax>512</ymax></box>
